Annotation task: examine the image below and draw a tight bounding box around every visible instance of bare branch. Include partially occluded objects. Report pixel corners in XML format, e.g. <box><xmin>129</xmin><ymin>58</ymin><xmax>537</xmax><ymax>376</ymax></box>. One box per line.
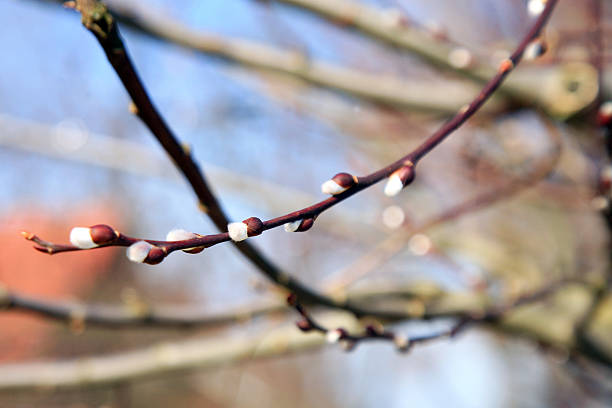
<box><xmin>28</xmin><ymin>0</ymin><xmax>559</xmax><ymax>267</ymax></box>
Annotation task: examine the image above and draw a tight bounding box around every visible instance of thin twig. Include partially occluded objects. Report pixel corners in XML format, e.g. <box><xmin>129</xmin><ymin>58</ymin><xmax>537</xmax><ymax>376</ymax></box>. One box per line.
<box><xmin>63</xmin><ymin>0</ymin><xmax>358</xmax><ymax>312</ymax></box>
<box><xmin>28</xmin><ymin>0</ymin><xmax>559</xmax><ymax>273</ymax></box>
<box><xmin>287</xmin><ymin>293</ymin><xmax>469</xmax><ymax>352</ymax></box>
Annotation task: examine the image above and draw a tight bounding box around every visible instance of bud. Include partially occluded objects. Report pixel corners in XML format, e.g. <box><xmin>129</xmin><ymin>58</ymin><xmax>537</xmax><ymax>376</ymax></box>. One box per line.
<box><xmin>228</xmin><ymin>217</ymin><xmax>264</xmax><ymax>241</ymax></box>
<box><xmin>384</xmin><ymin>165</ymin><xmax>415</xmax><ymax>197</ymax></box>
<box><xmin>126</xmin><ymin>241</ymin><xmax>166</xmax><ymax>265</ymax></box>
<box><xmin>227</xmin><ymin>222</ymin><xmax>248</xmax><ymax>242</ymax></box>
<box><xmin>321</xmin><ymin>172</ymin><xmax>357</xmax><ymax>195</ymax></box>
<box><xmin>296</xmin><ymin>319</ymin><xmax>312</xmax><ymax>332</ymax></box>
<box><xmin>287</xmin><ymin>293</ymin><xmax>298</xmax><ymax>306</ymax></box>
<box><xmin>394</xmin><ymin>334</ymin><xmax>411</xmax><ymax>352</ymax></box>
<box><xmin>448</xmin><ymin>47</ymin><xmax>472</xmax><ymax>69</ymax></box>
<box><xmin>498</xmin><ymin>58</ymin><xmax>514</xmax><ymax>74</ymax></box>
<box><xmin>597</xmin><ymin>101</ymin><xmax>612</xmax><ymax>127</ymax></box>
<box><xmin>326</xmin><ymin>328</ymin><xmax>346</xmax><ymax>343</ymax></box>
<box><xmin>165</xmin><ymin>228</ymin><xmax>203</xmax><ymax>254</ymax></box>
<box><xmin>70</xmin><ymin>224</ymin><xmax>117</xmax><ymax>249</ymax></box>
<box><xmin>600</xmin><ymin>166</ymin><xmax>612</xmax><ymax>192</ymax></box>
<box><xmin>365</xmin><ymin>324</ymin><xmax>382</xmax><ymax>337</ymax></box>
<box><xmin>524</xmin><ymin>38</ymin><xmax>547</xmax><ymax>60</ymax></box>
<box><xmin>243</xmin><ymin>217</ymin><xmax>264</xmax><ymax>237</ymax></box>
<box><xmin>527</xmin><ymin>0</ymin><xmax>546</xmax><ymax>17</ymax></box>
<box><xmin>284</xmin><ymin>217</ymin><xmax>315</xmax><ymax>232</ymax></box>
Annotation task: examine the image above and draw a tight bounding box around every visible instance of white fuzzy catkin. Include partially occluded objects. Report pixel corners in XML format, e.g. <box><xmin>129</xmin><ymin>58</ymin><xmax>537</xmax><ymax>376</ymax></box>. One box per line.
<box><xmin>600</xmin><ymin>101</ymin><xmax>612</xmax><ymax>117</ymax></box>
<box><xmin>69</xmin><ymin>227</ymin><xmax>97</xmax><ymax>249</ymax></box>
<box><xmin>321</xmin><ymin>179</ymin><xmax>348</xmax><ymax>195</ymax></box>
<box><xmin>227</xmin><ymin>222</ymin><xmax>248</xmax><ymax>242</ymax></box>
<box><xmin>524</xmin><ymin>40</ymin><xmax>545</xmax><ymax>60</ymax></box>
<box><xmin>394</xmin><ymin>334</ymin><xmax>409</xmax><ymax>350</ymax></box>
<box><xmin>384</xmin><ymin>174</ymin><xmax>404</xmax><ymax>197</ymax></box>
<box><xmin>166</xmin><ymin>229</ymin><xmax>197</xmax><ymax>241</ymax></box>
<box><xmin>326</xmin><ymin>329</ymin><xmax>342</xmax><ymax>343</ymax></box>
<box><xmin>127</xmin><ymin>241</ymin><xmax>153</xmax><ymax>263</ymax></box>
<box><xmin>284</xmin><ymin>220</ymin><xmax>302</xmax><ymax>232</ymax></box>
<box><xmin>527</xmin><ymin>0</ymin><xmax>545</xmax><ymax>16</ymax></box>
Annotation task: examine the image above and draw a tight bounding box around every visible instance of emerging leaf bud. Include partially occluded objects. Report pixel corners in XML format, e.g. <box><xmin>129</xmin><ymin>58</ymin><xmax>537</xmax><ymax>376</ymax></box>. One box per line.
<box><xmin>527</xmin><ymin>0</ymin><xmax>546</xmax><ymax>17</ymax></box>
<box><xmin>597</xmin><ymin>101</ymin><xmax>612</xmax><ymax>127</ymax></box>
<box><xmin>296</xmin><ymin>319</ymin><xmax>313</xmax><ymax>332</ymax></box>
<box><xmin>384</xmin><ymin>165</ymin><xmax>415</xmax><ymax>197</ymax></box>
<box><xmin>365</xmin><ymin>325</ymin><xmax>382</xmax><ymax>337</ymax></box>
<box><xmin>70</xmin><ymin>224</ymin><xmax>117</xmax><ymax>249</ymax></box>
<box><xmin>498</xmin><ymin>58</ymin><xmax>514</xmax><ymax>74</ymax></box>
<box><xmin>599</xmin><ymin>166</ymin><xmax>612</xmax><ymax>194</ymax></box>
<box><xmin>524</xmin><ymin>38</ymin><xmax>547</xmax><ymax>60</ymax></box>
<box><xmin>283</xmin><ymin>217</ymin><xmax>315</xmax><ymax>233</ymax></box>
<box><xmin>165</xmin><ymin>228</ymin><xmax>203</xmax><ymax>254</ymax></box>
<box><xmin>243</xmin><ymin>217</ymin><xmax>264</xmax><ymax>237</ymax></box>
<box><xmin>287</xmin><ymin>293</ymin><xmax>298</xmax><ymax>306</ymax></box>
<box><xmin>127</xmin><ymin>241</ymin><xmax>166</xmax><ymax>265</ymax></box>
<box><xmin>227</xmin><ymin>222</ymin><xmax>248</xmax><ymax>242</ymax></box>
<box><xmin>394</xmin><ymin>334</ymin><xmax>411</xmax><ymax>352</ymax></box>
<box><xmin>228</xmin><ymin>217</ymin><xmax>264</xmax><ymax>241</ymax></box>
<box><xmin>321</xmin><ymin>172</ymin><xmax>357</xmax><ymax>195</ymax></box>
<box><xmin>448</xmin><ymin>47</ymin><xmax>472</xmax><ymax>69</ymax></box>
<box><xmin>326</xmin><ymin>328</ymin><xmax>346</xmax><ymax>344</ymax></box>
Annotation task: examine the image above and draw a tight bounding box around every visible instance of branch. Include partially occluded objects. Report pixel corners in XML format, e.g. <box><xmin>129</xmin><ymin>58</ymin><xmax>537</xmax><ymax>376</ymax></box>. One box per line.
<box><xmin>287</xmin><ymin>293</ymin><xmax>469</xmax><ymax>352</ymax></box>
<box><xmin>0</xmin><ymin>311</ymin><xmax>362</xmax><ymax>392</ymax></box>
<box><xmin>31</xmin><ymin>0</ymin><xmax>557</xmax><ymax>274</ymax></box>
<box><xmin>64</xmin><ymin>0</ymin><xmax>508</xmax><ymax>114</ymax></box>
<box><xmin>0</xmin><ymin>285</ymin><xmax>282</xmax><ymax>329</ymax></box>
<box><xmin>39</xmin><ymin>0</ymin><xmax>594</xmax><ymax>116</ymax></box>
<box><xmin>63</xmin><ymin>0</ymin><xmax>354</xmax><ymax>312</ymax></box>
<box><xmin>0</xmin><ymin>114</ymin><xmax>379</xmax><ymax>241</ymax></box>
<box><xmin>263</xmin><ymin>0</ymin><xmax>599</xmax><ymax>117</ymax></box>
<box><xmin>0</xmin><ymin>278</ymin><xmax>603</xmax><ymax>392</ymax></box>
<box><xmin>324</xmin><ymin>119</ymin><xmax>562</xmax><ymax>292</ymax></box>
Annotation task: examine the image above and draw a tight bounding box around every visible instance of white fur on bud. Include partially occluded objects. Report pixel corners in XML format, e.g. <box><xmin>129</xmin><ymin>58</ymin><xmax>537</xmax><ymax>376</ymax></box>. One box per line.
<box><xmin>166</xmin><ymin>228</ymin><xmax>201</xmax><ymax>253</ymax></box>
<box><xmin>384</xmin><ymin>173</ymin><xmax>404</xmax><ymax>197</ymax></box>
<box><xmin>527</xmin><ymin>0</ymin><xmax>545</xmax><ymax>17</ymax></box>
<box><xmin>524</xmin><ymin>40</ymin><xmax>546</xmax><ymax>60</ymax></box>
<box><xmin>394</xmin><ymin>334</ymin><xmax>410</xmax><ymax>351</ymax></box>
<box><xmin>69</xmin><ymin>227</ymin><xmax>97</xmax><ymax>249</ymax></box>
<box><xmin>127</xmin><ymin>241</ymin><xmax>154</xmax><ymax>263</ymax></box>
<box><xmin>321</xmin><ymin>179</ymin><xmax>348</xmax><ymax>195</ymax></box>
<box><xmin>448</xmin><ymin>47</ymin><xmax>472</xmax><ymax>69</ymax></box>
<box><xmin>228</xmin><ymin>222</ymin><xmax>248</xmax><ymax>242</ymax></box>
<box><xmin>166</xmin><ymin>229</ymin><xmax>197</xmax><ymax>242</ymax></box>
<box><xmin>284</xmin><ymin>220</ymin><xmax>302</xmax><ymax>232</ymax></box>
<box><xmin>326</xmin><ymin>329</ymin><xmax>343</xmax><ymax>344</ymax></box>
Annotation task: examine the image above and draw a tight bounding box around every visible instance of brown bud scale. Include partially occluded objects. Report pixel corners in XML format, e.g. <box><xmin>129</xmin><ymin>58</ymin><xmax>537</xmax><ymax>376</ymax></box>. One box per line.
<box><xmin>89</xmin><ymin>224</ymin><xmax>118</xmax><ymax>245</ymax></box>
<box><xmin>144</xmin><ymin>247</ymin><xmax>166</xmax><ymax>265</ymax></box>
<box><xmin>243</xmin><ymin>217</ymin><xmax>264</xmax><ymax>237</ymax></box>
<box><xmin>296</xmin><ymin>217</ymin><xmax>315</xmax><ymax>232</ymax></box>
<box><xmin>331</xmin><ymin>172</ymin><xmax>356</xmax><ymax>189</ymax></box>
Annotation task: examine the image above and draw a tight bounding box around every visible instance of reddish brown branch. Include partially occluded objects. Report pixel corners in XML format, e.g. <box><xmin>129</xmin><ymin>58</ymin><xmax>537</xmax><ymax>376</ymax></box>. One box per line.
<box><xmin>61</xmin><ymin>0</ymin><xmax>356</xmax><ymax>311</ymax></box>
<box><xmin>27</xmin><ymin>0</ymin><xmax>558</xmax><ymax>316</ymax></box>
<box><xmin>30</xmin><ymin>0</ymin><xmax>558</xmax><ymax>255</ymax></box>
